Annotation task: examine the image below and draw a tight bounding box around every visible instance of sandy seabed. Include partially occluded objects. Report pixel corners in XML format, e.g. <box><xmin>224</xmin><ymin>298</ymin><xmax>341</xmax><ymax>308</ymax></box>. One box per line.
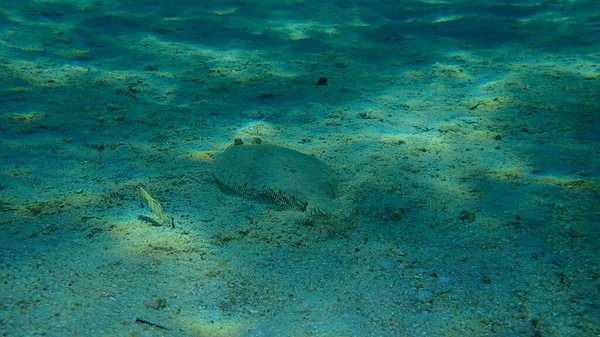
<box><xmin>1</xmin><ymin>1</ymin><xmax>599</xmax><ymax>336</ymax></box>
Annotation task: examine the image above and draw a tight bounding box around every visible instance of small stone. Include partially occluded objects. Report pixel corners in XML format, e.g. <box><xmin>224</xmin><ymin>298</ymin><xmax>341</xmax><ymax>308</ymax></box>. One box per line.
<box><xmin>388</xmin><ymin>248</ymin><xmax>407</xmax><ymax>256</ymax></box>
<box><xmin>144</xmin><ymin>297</ymin><xmax>167</xmax><ymax>310</ymax></box>
<box><xmin>460</xmin><ymin>210</ymin><xmax>476</xmax><ymax>223</ymax></box>
<box><xmin>316</xmin><ymin>77</ymin><xmax>328</xmax><ymax>86</ymax></box>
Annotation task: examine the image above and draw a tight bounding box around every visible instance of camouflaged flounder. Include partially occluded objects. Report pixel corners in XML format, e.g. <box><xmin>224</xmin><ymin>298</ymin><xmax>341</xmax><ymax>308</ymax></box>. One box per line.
<box><xmin>212</xmin><ymin>139</ymin><xmax>353</xmax><ymax>222</ymax></box>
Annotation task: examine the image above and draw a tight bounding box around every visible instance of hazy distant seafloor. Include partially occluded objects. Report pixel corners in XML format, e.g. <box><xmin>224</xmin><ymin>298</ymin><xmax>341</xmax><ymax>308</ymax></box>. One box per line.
<box><xmin>1</xmin><ymin>0</ymin><xmax>599</xmax><ymax>336</ymax></box>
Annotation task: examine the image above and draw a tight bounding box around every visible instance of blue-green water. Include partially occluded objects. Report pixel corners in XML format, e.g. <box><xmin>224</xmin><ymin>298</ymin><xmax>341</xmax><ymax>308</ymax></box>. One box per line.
<box><xmin>1</xmin><ymin>1</ymin><xmax>599</xmax><ymax>336</ymax></box>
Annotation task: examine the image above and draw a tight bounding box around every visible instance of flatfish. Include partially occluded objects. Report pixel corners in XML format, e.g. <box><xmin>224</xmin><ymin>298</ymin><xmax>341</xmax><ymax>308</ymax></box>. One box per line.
<box><xmin>212</xmin><ymin>139</ymin><xmax>353</xmax><ymax>223</ymax></box>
